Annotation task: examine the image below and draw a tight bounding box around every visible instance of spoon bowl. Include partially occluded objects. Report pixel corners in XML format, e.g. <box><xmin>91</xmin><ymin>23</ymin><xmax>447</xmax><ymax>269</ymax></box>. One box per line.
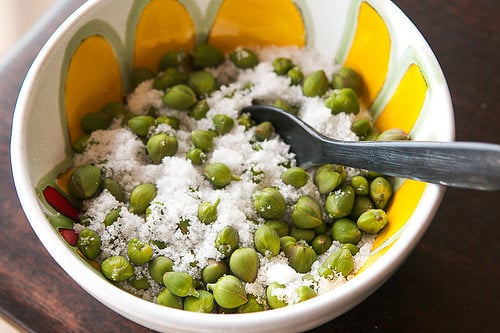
<box><xmin>243</xmin><ymin>105</ymin><xmax>500</xmax><ymax>191</ymax></box>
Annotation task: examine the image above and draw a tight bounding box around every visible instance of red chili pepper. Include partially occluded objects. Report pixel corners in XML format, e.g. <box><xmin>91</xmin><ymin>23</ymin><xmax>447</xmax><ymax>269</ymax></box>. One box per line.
<box><xmin>59</xmin><ymin>228</ymin><xmax>78</xmax><ymax>247</ymax></box>
<box><xmin>42</xmin><ymin>186</ymin><xmax>80</xmax><ymax>221</ymax></box>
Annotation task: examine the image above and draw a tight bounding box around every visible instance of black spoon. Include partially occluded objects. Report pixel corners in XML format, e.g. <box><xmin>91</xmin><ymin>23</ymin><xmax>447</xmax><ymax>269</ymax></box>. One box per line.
<box><xmin>242</xmin><ymin>105</ymin><xmax>500</xmax><ymax>191</ymax></box>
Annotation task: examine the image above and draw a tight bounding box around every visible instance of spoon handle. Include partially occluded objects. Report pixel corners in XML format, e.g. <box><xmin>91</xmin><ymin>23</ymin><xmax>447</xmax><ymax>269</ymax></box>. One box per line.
<box><xmin>320</xmin><ymin>139</ymin><xmax>500</xmax><ymax>190</ymax></box>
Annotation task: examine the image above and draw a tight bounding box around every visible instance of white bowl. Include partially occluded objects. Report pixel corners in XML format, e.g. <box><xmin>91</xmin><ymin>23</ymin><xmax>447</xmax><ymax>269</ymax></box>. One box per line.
<box><xmin>11</xmin><ymin>0</ymin><xmax>452</xmax><ymax>332</ymax></box>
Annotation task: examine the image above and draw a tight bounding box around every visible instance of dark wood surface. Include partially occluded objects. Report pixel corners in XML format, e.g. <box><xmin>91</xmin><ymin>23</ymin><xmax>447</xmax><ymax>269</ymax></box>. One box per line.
<box><xmin>1</xmin><ymin>1</ymin><xmax>498</xmax><ymax>332</ymax></box>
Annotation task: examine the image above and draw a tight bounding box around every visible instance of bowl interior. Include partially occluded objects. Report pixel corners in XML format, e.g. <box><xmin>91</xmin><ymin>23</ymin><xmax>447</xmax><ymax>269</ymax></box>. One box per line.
<box><xmin>11</xmin><ymin>0</ymin><xmax>452</xmax><ymax>332</ymax></box>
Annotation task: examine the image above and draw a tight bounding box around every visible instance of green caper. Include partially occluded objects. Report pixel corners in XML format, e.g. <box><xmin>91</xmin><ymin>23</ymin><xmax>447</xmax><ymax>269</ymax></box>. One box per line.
<box><xmin>69</xmin><ymin>164</ymin><xmax>102</xmax><ymax>199</ymax></box>
<box><xmin>104</xmin><ymin>207</ymin><xmax>121</xmax><ymax>226</ymax></box>
<box><xmin>237</xmin><ymin>294</ymin><xmax>265</xmax><ymax>313</ymax></box>
<box><xmin>127</xmin><ymin>115</ymin><xmax>155</xmax><ymax>137</ymax></box>
<box><xmin>129</xmin><ymin>183</ymin><xmax>157</xmax><ymax>215</ymax></box>
<box><xmin>265</xmin><ymin>219</ymin><xmax>290</xmax><ymax>237</ymax></box>
<box><xmin>158</xmin><ymin>50</ymin><xmax>188</xmax><ymax>71</ymax></box>
<box><xmin>162</xmin><ymin>84</ymin><xmax>198</xmax><ymax>110</ymax></box>
<box><xmin>156</xmin><ymin>115</ymin><xmax>180</xmax><ymax>130</ymax></box>
<box><xmin>271</xmin><ymin>98</ymin><xmax>299</xmax><ymax>115</ymax></box>
<box><xmin>311</xmin><ymin>234</ymin><xmax>332</xmax><ymax>255</ymax></box>
<box><xmin>71</xmin><ymin>134</ymin><xmax>90</xmax><ymax>153</ymax></box>
<box><xmin>153</xmin><ymin>67</ymin><xmax>186</xmax><ymax>90</ymax></box>
<box><xmin>325</xmin><ymin>185</ymin><xmax>356</xmax><ymax>219</ymax></box>
<box><xmin>127</xmin><ymin>238</ymin><xmax>153</xmax><ymax>265</ymax></box>
<box><xmin>254</xmin><ymin>225</ymin><xmax>281</xmax><ymax>257</ymax></box>
<box><xmin>281</xmin><ymin>167</ymin><xmax>309</xmax><ymax>188</ymax></box>
<box><xmin>325</xmin><ymin>88</ymin><xmax>360</xmax><ymax>115</ymax></box>
<box><xmin>191</xmin><ymin>129</ymin><xmax>215</xmax><ymax>152</ymax></box>
<box><xmin>184</xmin><ymin>290</ymin><xmax>215</xmax><ymax>313</ymax></box>
<box><xmin>302</xmin><ymin>70</ymin><xmax>329</xmax><ymax>97</ymax></box>
<box><xmin>212</xmin><ymin>114</ymin><xmax>235</xmax><ymax>135</ymax></box>
<box><xmin>146</xmin><ymin>133</ymin><xmax>178</xmax><ymax>164</ymax></box>
<box><xmin>198</xmin><ymin>198</ymin><xmax>220</xmax><ymax>224</ymax></box>
<box><xmin>351</xmin><ymin>175</ymin><xmax>369</xmax><ymax>195</ymax></box>
<box><xmin>229</xmin><ymin>247</ymin><xmax>259</xmax><ymax>283</ymax></box>
<box><xmin>157</xmin><ymin>288</ymin><xmax>184</xmax><ymax>309</ymax></box>
<box><xmin>350</xmin><ymin>195</ymin><xmax>375</xmax><ymax>220</ymax></box>
<box><xmin>191</xmin><ymin>44</ymin><xmax>225</xmax><ymax>69</ymax></box>
<box><xmin>272</xmin><ymin>57</ymin><xmax>293</xmax><ymax>75</ymax></box>
<box><xmin>202</xmin><ymin>259</ymin><xmax>228</xmax><ymax>284</ymax></box>
<box><xmin>296</xmin><ymin>285</ymin><xmax>317</xmax><ymax>302</ymax></box>
<box><xmin>102</xmin><ymin>177</ymin><xmax>125</xmax><ymax>202</ymax></box>
<box><xmin>287</xmin><ymin>66</ymin><xmax>304</xmax><ymax>85</ymax></box>
<box><xmin>253</xmin><ymin>121</ymin><xmax>274</xmax><ymax>141</ymax></box>
<box><xmin>331</xmin><ymin>218</ymin><xmax>361</xmax><ymax>244</ymax></box>
<box><xmin>341</xmin><ymin>243</ymin><xmax>359</xmax><ymax>255</ymax></box>
<box><xmin>188</xmin><ymin>70</ymin><xmax>217</xmax><ymax>97</ymax></box>
<box><xmin>131</xmin><ymin>67</ymin><xmax>155</xmax><ymax>88</ymax></box>
<box><xmin>331</xmin><ymin>67</ymin><xmax>363</xmax><ymax>95</ymax></box>
<box><xmin>289</xmin><ymin>226</ymin><xmax>315</xmax><ymax>243</ymax></box>
<box><xmin>215</xmin><ymin>226</ymin><xmax>239</xmax><ymax>257</ymax></box>
<box><xmin>81</xmin><ymin>111</ymin><xmax>114</xmax><ymax>134</ymax></box>
<box><xmin>291</xmin><ymin>195</ymin><xmax>323</xmax><ymax>229</ymax></box>
<box><xmin>357</xmin><ymin>208</ymin><xmax>388</xmax><ymax>234</ymax></box>
<box><xmin>101</xmin><ymin>255</ymin><xmax>134</xmax><ymax>282</ymax></box>
<box><xmin>321</xmin><ymin>248</ymin><xmax>354</xmax><ymax>277</ymax></box>
<box><xmin>229</xmin><ymin>48</ymin><xmax>259</xmax><ymax>69</ymax></box>
<box><xmin>188</xmin><ymin>99</ymin><xmax>209</xmax><ymax>120</ymax></box>
<box><xmin>369</xmin><ymin>176</ymin><xmax>393</xmax><ymax>209</ymax></box>
<box><xmin>101</xmin><ymin>101</ymin><xmax>126</xmax><ymax>117</ymax></box>
<box><xmin>283</xmin><ymin>240</ymin><xmax>317</xmax><ymax>273</ymax></box>
<box><xmin>266</xmin><ymin>282</ymin><xmax>287</xmax><ymax>309</ymax></box>
<box><xmin>280</xmin><ymin>235</ymin><xmax>297</xmax><ymax>252</ymax></box>
<box><xmin>129</xmin><ymin>276</ymin><xmax>150</xmax><ymax>290</ymax></box>
<box><xmin>149</xmin><ymin>256</ymin><xmax>174</xmax><ymax>285</ymax></box>
<box><xmin>376</xmin><ymin>128</ymin><xmax>409</xmax><ymax>141</ymax></box>
<box><xmin>163</xmin><ymin>271</ymin><xmax>199</xmax><ymax>297</ymax></box>
<box><xmin>237</xmin><ymin>112</ymin><xmax>254</xmax><ymax>130</ymax></box>
<box><xmin>314</xmin><ymin>164</ymin><xmax>345</xmax><ymax>195</ymax></box>
<box><xmin>350</xmin><ymin>118</ymin><xmax>372</xmax><ymax>138</ymax></box>
<box><xmin>207</xmin><ymin>274</ymin><xmax>248</xmax><ymax>309</ymax></box>
<box><xmin>253</xmin><ymin>187</ymin><xmax>286</xmax><ymax>219</ymax></box>
<box><xmin>77</xmin><ymin>228</ymin><xmax>101</xmax><ymax>260</ymax></box>
<box><xmin>186</xmin><ymin>147</ymin><xmax>207</xmax><ymax>165</ymax></box>
<box><xmin>204</xmin><ymin>162</ymin><xmax>240</xmax><ymax>188</ymax></box>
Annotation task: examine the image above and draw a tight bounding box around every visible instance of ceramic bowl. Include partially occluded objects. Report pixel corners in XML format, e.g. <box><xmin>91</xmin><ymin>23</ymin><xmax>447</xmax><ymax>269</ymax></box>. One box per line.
<box><xmin>11</xmin><ymin>0</ymin><xmax>452</xmax><ymax>332</ymax></box>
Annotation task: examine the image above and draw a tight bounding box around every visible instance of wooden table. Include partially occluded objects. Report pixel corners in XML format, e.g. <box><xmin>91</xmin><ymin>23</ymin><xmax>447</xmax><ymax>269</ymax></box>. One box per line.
<box><xmin>1</xmin><ymin>1</ymin><xmax>498</xmax><ymax>332</ymax></box>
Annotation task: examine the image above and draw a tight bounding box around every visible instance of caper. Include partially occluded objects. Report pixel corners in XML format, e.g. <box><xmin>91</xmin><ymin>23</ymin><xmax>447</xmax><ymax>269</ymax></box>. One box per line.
<box><xmin>77</xmin><ymin>228</ymin><xmax>101</xmax><ymax>260</ymax></box>
<box><xmin>369</xmin><ymin>177</ymin><xmax>393</xmax><ymax>209</ymax></box>
<box><xmin>212</xmin><ymin>114</ymin><xmax>235</xmax><ymax>135</ymax></box>
<box><xmin>376</xmin><ymin>128</ymin><xmax>409</xmax><ymax>141</ymax></box>
<box><xmin>146</xmin><ymin>133</ymin><xmax>178</xmax><ymax>164</ymax></box>
<box><xmin>158</xmin><ymin>50</ymin><xmax>188</xmax><ymax>71</ymax></box>
<box><xmin>188</xmin><ymin>99</ymin><xmax>209</xmax><ymax>120</ymax></box>
<box><xmin>129</xmin><ymin>276</ymin><xmax>150</xmax><ymax>290</ymax></box>
<box><xmin>311</xmin><ymin>234</ymin><xmax>332</xmax><ymax>255</ymax></box>
<box><xmin>325</xmin><ymin>88</ymin><xmax>360</xmax><ymax>115</ymax></box>
<box><xmin>198</xmin><ymin>198</ymin><xmax>220</xmax><ymax>224</ymax></box>
<box><xmin>321</xmin><ymin>248</ymin><xmax>354</xmax><ymax>277</ymax></box>
<box><xmin>283</xmin><ymin>240</ymin><xmax>317</xmax><ymax>273</ymax></box>
<box><xmin>287</xmin><ymin>66</ymin><xmax>304</xmax><ymax>85</ymax></box>
<box><xmin>229</xmin><ymin>247</ymin><xmax>259</xmax><ymax>283</ymax></box>
<box><xmin>289</xmin><ymin>226</ymin><xmax>315</xmax><ymax>243</ymax></box>
<box><xmin>254</xmin><ymin>225</ymin><xmax>281</xmax><ymax>257</ymax></box>
<box><xmin>350</xmin><ymin>195</ymin><xmax>375</xmax><ymax>220</ymax></box>
<box><xmin>207</xmin><ymin>275</ymin><xmax>248</xmax><ymax>309</ymax></box>
<box><xmin>237</xmin><ymin>294</ymin><xmax>265</xmax><ymax>313</ymax></box>
<box><xmin>186</xmin><ymin>147</ymin><xmax>207</xmax><ymax>165</ymax></box>
<box><xmin>341</xmin><ymin>243</ymin><xmax>359</xmax><ymax>255</ymax></box>
<box><xmin>253</xmin><ymin>187</ymin><xmax>286</xmax><ymax>219</ymax></box>
<box><xmin>127</xmin><ymin>115</ymin><xmax>155</xmax><ymax>137</ymax></box>
<box><xmin>351</xmin><ymin>175</ymin><xmax>369</xmax><ymax>195</ymax></box>
<box><xmin>191</xmin><ymin>129</ymin><xmax>215</xmax><ymax>153</ymax></box>
<box><xmin>163</xmin><ymin>271</ymin><xmax>199</xmax><ymax>297</ymax></box>
<box><xmin>101</xmin><ymin>255</ymin><xmax>134</xmax><ymax>282</ymax></box>
<box><xmin>162</xmin><ymin>84</ymin><xmax>198</xmax><ymax>110</ymax></box>
<box><xmin>102</xmin><ymin>177</ymin><xmax>125</xmax><ymax>202</ymax></box>
<box><xmin>188</xmin><ymin>70</ymin><xmax>217</xmax><ymax>97</ymax></box>
<box><xmin>350</xmin><ymin>118</ymin><xmax>372</xmax><ymax>138</ymax></box>
<box><xmin>265</xmin><ymin>219</ymin><xmax>290</xmax><ymax>237</ymax></box>
<box><xmin>157</xmin><ymin>288</ymin><xmax>184</xmax><ymax>309</ymax></box>
<box><xmin>237</xmin><ymin>112</ymin><xmax>254</xmax><ymax>130</ymax></box>
<box><xmin>81</xmin><ymin>111</ymin><xmax>114</xmax><ymax>134</ymax></box>
<box><xmin>153</xmin><ymin>67</ymin><xmax>186</xmax><ymax>90</ymax></box>
<box><xmin>149</xmin><ymin>256</ymin><xmax>174</xmax><ymax>285</ymax></box>
<box><xmin>280</xmin><ymin>235</ymin><xmax>297</xmax><ymax>252</ymax></box>
<box><xmin>302</xmin><ymin>70</ymin><xmax>329</xmax><ymax>97</ymax></box>
<box><xmin>215</xmin><ymin>226</ymin><xmax>239</xmax><ymax>257</ymax></box>
<box><xmin>296</xmin><ymin>285</ymin><xmax>317</xmax><ymax>302</ymax></box>
<box><xmin>331</xmin><ymin>218</ymin><xmax>361</xmax><ymax>244</ymax></box>
<box><xmin>325</xmin><ymin>185</ymin><xmax>356</xmax><ymax>219</ymax></box>
<box><xmin>229</xmin><ymin>48</ymin><xmax>259</xmax><ymax>69</ymax></box>
<box><xmin>101</xmin><ymin>101</ymin><xmax>126</xmax><ymax>117</ymax></box>
<box><xmin>131</xmin><ymin>67</ymin><xmax>155</xmax><ymax>88</ymax></box>
<box><xmin>253</xmin><ymin>121</ymin><xmax>274</xmax><ymax>141</ymax></box>
<box><xmin>314</xmin><ymin>164</ymin><xmax>345</xmax><ymax>195</ymax></box>
<box><xmin>266</xmin><ymin>282</ymin><xmax>287</xmax><ymax>309</ymax></box>
<box><xmin>291</xmin><ymin>195</ymin><xmax>323</xmax><ymax>229</ymax></box>
<box><xmin>331</xmin><ymin>67</ymin><xmax>363</xmax><ymax>95</ymax></box>
<box><xmin>127</xmin><ymin>238</ymin><xmax>153</xmax><ymax>265</ymax></box>
<box><xmin>69</xmin><ymin>164</ymin><xmax>102</xmax><ymax>199</ymax></box>
<box><xmin>191</xmin><ymin>44</ymin><xmax>225</xmax><ymax>69</ymax></box>
<box><xmin>184</xmin><ymin>290</ymin><xmax>215</xmax><ymax>313</ymax></box>
<box><xmin>103</xmin><ymin>207</ymin><xmax>120</xmax><ymax>226</ymax></box>
<box><xmin>281</xmin><ymin>167</ymin><xmax>309</xmax><ymax>188</ymax></box>
<box><xmin>272</xmin><ymin>57</ymin><xmax>293</xmax><ymax>75</ymax></box>
<box><xmin>271</xmin><ymin>98</ymin><xmax>299</xmax><ymax>115</ymax></box>
<box><xmin>357</xmin><ymin>208</ymin><xmax>388</xmax><ymax>234</ymax></box>
<box><xmin>202</xmin><ymin>259</ymin><xmax>228</xmax><ymax>285</ymax></box>
<box><xmin>129</xmin><ymin>183</ymin><xmax>157</xmax><ymax>215</ymax></box>
<box><xmin>156</xmin><ymin>115</ymin><xmax>180</xmax><ymax>130</ymax></box>
<box><xmin>71</xmin><ymin>134</ymin><xmax>90</xmax><ymax>153</ymax></box>
<box><xmin>204</xmin><ymin>162</ymin><xmax>240</xmax><ymax>188</ymax></box>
